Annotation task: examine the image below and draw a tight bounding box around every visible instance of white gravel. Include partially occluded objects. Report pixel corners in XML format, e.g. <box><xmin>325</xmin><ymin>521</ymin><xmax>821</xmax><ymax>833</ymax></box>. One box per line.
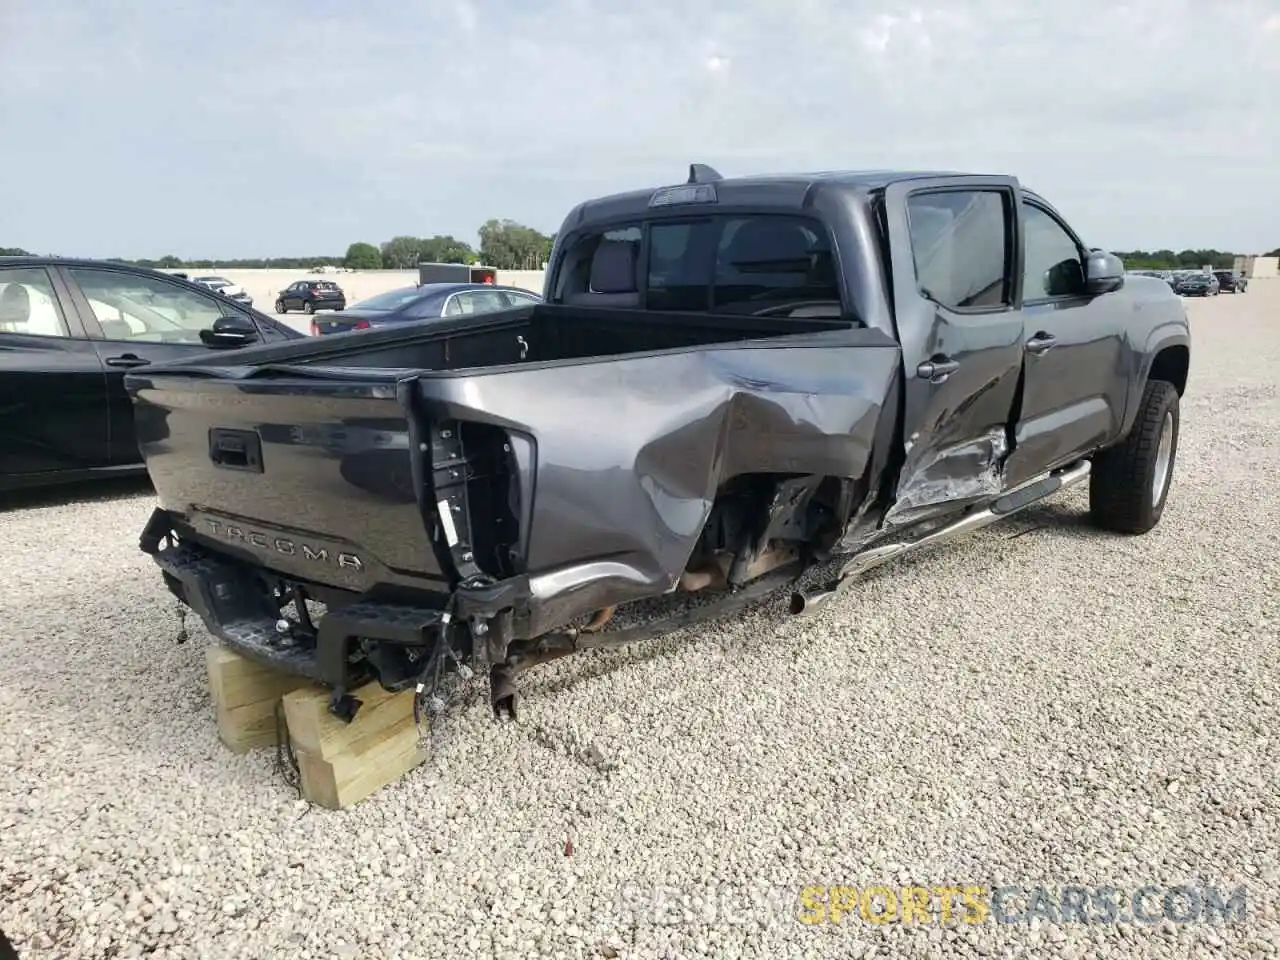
<box><xmin>2</xmin><ymin>286</ymin><xmax>1278</xmax><ymax>960</ymax></box>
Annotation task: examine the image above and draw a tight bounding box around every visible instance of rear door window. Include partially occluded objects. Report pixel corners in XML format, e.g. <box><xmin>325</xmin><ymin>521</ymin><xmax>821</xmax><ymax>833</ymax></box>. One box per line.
<box><xmin>465</xmin><ymin>290</ymin><xmax>510</xmax><ymax>314</ymax></box>
<box><xmin>501</xmin><ymin>290</ymin><xmax>540</xmax><ymax>308</ymax></box>
<box><xmin>905</xmin><ymin>190</ymin><xmax>1012</xmax><ymax>310</ymax></box>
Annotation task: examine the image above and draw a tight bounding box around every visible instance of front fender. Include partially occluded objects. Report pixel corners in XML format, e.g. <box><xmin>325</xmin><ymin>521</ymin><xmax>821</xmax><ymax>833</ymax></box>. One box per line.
<box><xmin>1117</xmin><ymin>321</ymin><xmax>1190</xmax><ymax>440</ymax></box>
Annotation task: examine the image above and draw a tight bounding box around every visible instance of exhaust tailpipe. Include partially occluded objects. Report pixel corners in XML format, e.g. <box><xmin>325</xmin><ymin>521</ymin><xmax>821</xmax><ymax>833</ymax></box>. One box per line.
<box><xmin>788</xmin><ymin>587</ymin><xmax>838</xmax><ymax>619</ymax></box>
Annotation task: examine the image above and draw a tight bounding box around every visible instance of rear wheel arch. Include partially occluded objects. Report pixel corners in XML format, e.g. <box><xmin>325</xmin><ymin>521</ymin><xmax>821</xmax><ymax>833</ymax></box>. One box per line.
<box><xmin>684</xmin><ymin>472</ymin><xmax>860</xmax><ymax>575</ymax></box>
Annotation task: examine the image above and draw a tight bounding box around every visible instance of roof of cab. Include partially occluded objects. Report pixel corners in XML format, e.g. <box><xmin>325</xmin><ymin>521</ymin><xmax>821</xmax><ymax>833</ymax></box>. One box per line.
<box><xmin>556</xmin><ymin>167</ymin><xmax>1017</xmax><ymax>232</ymax></box>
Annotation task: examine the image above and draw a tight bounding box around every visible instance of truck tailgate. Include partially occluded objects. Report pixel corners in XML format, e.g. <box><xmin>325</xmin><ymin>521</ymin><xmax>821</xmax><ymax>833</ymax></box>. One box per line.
<box><xmin>128</xmin><ymin>367</ymin><xmax>447</xmax><ymax>594</ymax></box>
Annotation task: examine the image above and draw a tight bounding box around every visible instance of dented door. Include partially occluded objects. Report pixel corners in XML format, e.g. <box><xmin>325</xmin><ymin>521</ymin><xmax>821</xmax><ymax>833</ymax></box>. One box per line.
<box><xmin>879</xmin><ymin>176</ymin><xmax>1026</xmax><ymax>526</ymax></box>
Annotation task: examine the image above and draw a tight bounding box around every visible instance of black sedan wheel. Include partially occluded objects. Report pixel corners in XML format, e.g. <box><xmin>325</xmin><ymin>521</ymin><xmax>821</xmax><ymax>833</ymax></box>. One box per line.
<box><xmin>275</xmin><ymin>299</ymin><xmax>286</xmax><ymax>314</ymax></box>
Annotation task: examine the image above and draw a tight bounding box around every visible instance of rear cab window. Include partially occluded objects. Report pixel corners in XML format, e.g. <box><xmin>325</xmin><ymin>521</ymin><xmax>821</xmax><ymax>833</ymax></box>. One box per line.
<box><xmin>552</xmin><ymin>214</ymin><xmax>845</xmax><ymax>319</ymax></box>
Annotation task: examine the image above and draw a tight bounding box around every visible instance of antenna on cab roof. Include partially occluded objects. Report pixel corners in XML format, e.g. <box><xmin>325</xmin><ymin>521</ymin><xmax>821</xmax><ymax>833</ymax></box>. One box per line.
<box><xmin>687</xmin><ymin>163</ymin><xmax>723</xmax><ymax>184</ymax></box>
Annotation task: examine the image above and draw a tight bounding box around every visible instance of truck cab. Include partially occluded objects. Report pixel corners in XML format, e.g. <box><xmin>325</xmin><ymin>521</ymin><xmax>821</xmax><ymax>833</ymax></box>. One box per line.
<box><xmin>543</xmin><ymin>165</ymin><xmax>1187</xmax><ymax>525</ymax></box>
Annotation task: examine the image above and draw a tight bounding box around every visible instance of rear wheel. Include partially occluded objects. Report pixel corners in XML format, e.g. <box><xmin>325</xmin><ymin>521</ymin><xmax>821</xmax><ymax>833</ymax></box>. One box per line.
<box><xmin>304</xmin><ymin>302</ymin><xmax>315</xmax><ymax>315</ymax></box>
<box><xmin>275</xmin><ymin>299</ymin><xmax>286</xmax><ymax>314</ymax></box>
<box><xmin>1088</xmin><ymin>379</ymin><xmax>1180</xmax><ymax>534</ymax></box>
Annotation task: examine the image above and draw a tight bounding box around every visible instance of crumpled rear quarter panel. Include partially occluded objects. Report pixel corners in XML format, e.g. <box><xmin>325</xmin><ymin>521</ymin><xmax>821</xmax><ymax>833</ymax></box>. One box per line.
<box><xmin>415</xmin><ymin>330</ymin><xmax>901</xmax><ymax>627</ymax></box>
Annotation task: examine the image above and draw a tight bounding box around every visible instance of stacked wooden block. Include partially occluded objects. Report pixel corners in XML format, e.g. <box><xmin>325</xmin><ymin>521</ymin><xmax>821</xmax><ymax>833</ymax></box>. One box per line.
<box><xmin>205</xmin><ymin>645</ymin><xmax>426</xmax><ymax>809</ymax></box>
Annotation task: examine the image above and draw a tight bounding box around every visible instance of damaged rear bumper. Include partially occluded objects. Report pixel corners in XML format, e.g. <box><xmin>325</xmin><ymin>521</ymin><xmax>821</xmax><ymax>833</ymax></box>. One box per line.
<box><xmin>141</xmin><ymin>507</ymin><xmax>533</xmax><ymax>693</ymax></box>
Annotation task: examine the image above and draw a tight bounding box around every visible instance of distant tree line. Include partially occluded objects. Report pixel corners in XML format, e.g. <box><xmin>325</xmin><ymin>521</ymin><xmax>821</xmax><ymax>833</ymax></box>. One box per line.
<box><xmin>1113</xmin><ymin>249</ymin><xmax>1255</xmax><ymax>270</ymax></box>
<box><xmin>1</xmin><ymin>219</ymin><xmax>556</xmax><ymax>272</ymax></box>
<box><xmin>351</xmin><ymin>220</ymin><xmax>555</xmax><ymax>271</ymax></box>
<box><xmin>7</xmin><ymin>237</ymin><xmax>1279</xmax><ymax>273</ymax></box>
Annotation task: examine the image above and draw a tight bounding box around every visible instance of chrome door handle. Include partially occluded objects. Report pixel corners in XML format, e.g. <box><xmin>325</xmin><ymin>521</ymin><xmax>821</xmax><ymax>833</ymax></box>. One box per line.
<box><xmin>1026</xmin><ymin>332</ymin><xmax>1058</xmax><ymax>355</ymax></box>
<box><xmin>916</xmin><ymin>357</ymin><xmax>959</xmax><ymax>382</ymax></box>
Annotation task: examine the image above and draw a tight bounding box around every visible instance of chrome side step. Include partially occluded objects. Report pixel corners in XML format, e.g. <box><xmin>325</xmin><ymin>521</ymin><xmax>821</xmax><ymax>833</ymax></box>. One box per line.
<box><xmin>789</xmin><ymin>460</ymin><xmax>1091</xmax><ymax>618</ymax></box>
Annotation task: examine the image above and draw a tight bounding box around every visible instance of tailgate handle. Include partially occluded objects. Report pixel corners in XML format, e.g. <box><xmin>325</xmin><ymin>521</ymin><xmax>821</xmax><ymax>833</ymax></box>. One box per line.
<box><xmin>208</xmin><ymin>428</ymin><xmax>263</xmax><ymax>472</ymax></box>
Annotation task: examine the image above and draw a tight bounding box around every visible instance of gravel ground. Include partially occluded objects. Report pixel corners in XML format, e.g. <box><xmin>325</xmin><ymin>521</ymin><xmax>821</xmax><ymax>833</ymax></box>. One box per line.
<box><xmin>2</xmin><ymin>285</ymin><xmax>1278</xmax><ymax>960</ymax></box>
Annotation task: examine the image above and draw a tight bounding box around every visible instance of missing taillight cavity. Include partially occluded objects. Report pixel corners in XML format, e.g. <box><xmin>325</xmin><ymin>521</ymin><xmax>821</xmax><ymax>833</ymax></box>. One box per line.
<box><xmin>426</xmin><ymin>420</ymin><xmax>522</xmax><ymax>584</ymax></box>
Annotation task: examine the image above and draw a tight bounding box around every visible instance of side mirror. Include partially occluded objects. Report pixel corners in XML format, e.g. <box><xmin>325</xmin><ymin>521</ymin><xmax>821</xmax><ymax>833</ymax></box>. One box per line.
<box><xmin>1085</xmin><ymin>250</ymin><xmax>1126</xmax><ymax>295</ymax></box>
<box><xmin>199</xmin><ymin>314</ymin><xmax>260</xmax><ymax>348</ymax></box>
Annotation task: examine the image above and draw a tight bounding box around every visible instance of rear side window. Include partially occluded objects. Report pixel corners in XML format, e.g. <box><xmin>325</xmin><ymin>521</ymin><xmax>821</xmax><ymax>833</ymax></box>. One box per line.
<box><xmin>0</xmin><ymin>266</ymin><xmax>71</xmax><ymax>337</ymax></box>
<box><xmin>905</xmin><ymin>190</ymin><xmax>1012</xmax><ymax>310</ymax></box>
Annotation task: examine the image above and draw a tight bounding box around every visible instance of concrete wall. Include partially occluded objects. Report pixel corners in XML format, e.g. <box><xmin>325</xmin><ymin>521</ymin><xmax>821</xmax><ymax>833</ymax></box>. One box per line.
<box><xmin>1234</xmin><ymin>256</ymin><xmax>1279</xmax><ymax>280</ymax></box>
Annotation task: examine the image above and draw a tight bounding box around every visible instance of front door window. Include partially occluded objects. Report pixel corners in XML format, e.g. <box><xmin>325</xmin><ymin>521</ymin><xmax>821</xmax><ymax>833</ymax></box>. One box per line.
<box><xmin>69</xmin><ymin>268</ymin><xmax>227</xmax><ymax>343</ymax></box>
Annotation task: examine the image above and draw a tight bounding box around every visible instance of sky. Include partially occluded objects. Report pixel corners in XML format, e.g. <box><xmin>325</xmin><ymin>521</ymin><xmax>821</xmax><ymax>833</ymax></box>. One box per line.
<box><xmin>1</xmin><ymin>0</ymin><xmax>1277</xmax><ymax>259</ymax></box>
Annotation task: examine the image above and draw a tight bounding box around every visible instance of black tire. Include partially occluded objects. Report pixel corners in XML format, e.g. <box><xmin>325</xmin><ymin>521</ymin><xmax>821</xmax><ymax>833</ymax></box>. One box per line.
<box><xmin>275</xmin><ymin>299</ymin><xmax>286</xmax><ymax>314</ymax></box>
<box><xmin>304</xmin><ymin>302</ymin><xmax>315</xmax><ymax>315</ymax></box>
<box><xmin>1088</xmin><ymin>379</ymin><xmax>1180</xmax><ymax>534</ymax></box>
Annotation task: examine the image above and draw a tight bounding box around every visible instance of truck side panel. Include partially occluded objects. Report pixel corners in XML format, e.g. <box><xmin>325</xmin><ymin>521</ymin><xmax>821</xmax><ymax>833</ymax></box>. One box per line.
<box><xmin>413</xmin><ymin>329</ymin><xmax>901</xmax><ymax>635</ymax></box>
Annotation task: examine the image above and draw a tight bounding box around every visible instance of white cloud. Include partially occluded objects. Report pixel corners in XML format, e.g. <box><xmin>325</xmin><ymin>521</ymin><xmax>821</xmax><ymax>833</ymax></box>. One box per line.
<box><xmin>0</xmin><ymin>0</ymin><xmax>1276</xmax><ymax>256</ymax></box>
<box><xmin>453</xmin><ymin>0</ymin><xmax>479</xmax><ymax>34</ymax></box>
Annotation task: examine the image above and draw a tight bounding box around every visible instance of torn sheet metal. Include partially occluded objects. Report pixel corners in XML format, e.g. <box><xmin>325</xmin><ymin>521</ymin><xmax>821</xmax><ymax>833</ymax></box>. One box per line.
<box><xmin>882</xmin><ymin>427</ymin><xmax>1009</xmax><ymax>529</ymax></box>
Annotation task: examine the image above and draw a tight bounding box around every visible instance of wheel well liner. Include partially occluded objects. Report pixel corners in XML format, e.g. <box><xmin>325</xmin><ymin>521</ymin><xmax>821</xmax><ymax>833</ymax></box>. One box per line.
<box><xmin>1149</xmin><ymin>345</ymin><xmax>1189</xmax><ymax>396</ymax></box>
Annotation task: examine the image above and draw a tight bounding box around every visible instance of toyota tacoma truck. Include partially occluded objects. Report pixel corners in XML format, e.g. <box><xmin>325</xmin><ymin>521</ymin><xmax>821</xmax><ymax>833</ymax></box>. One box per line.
<box><xmin>127</xmin><ymin>165</ymin><xmax>1190</xmax><ymax>722</ymax></box>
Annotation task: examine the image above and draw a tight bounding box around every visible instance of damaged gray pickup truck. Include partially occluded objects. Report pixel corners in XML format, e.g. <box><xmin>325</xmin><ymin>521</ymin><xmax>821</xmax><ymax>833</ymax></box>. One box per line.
<box><xmin>130</xmin><ymin>165</ymin><xmax>1191</xmax><ymax>722</ymax></box>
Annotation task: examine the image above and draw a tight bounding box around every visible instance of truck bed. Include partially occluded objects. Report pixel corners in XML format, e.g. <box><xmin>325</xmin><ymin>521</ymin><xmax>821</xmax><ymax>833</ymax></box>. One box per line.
<box><xmin>149</xmin><ymin>301</ymin><xmax>856</xmax><ymax>373</ymax></box>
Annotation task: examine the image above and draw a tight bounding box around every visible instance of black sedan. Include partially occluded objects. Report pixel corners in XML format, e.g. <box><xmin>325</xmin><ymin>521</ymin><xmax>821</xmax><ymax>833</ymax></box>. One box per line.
<box><xmin>275</xmin><ymin>280</ymin><xmax>346</xmax><ymax>315</ymax></box>
<box><xmin>309</xmin><ymin>282</ymin><xmax>542</xmax><ymax>336</ymax></box>
<box><xmin>1</xmin><ymin>257</ymin><xmax>303</xmax><ymax>493</ymax></box>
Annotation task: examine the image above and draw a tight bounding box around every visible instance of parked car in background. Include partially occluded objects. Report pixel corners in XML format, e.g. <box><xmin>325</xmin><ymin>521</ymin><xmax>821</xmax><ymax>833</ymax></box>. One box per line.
<box><xmin>192</xmin><ymin>275</ymin><xmax>253</xmax><ymax>307</ymax></box>
<box><xmin>1174</xmin><ymin>272</ymin><xmax>1219</xmax><ymax>296</ymax></box>
<box><xmin>309</xmin><ymin>282</ymin><xmax>542</xmax><ymax>335</ymax></box>
<box><xmin>0</xmin><ymin>257</ymin><xmax>303</xmax><ymax>493</ymax></box>
<box><xmin>1213</xmin><ymin>270</ymin><xmax>1245</xmax><ymax>293</ymax></box>
<box><xmin>1127</xmin><ymin>269</ymin><xmax>1178</xmax><ymax>291</ymax></box>
<box><xmin>275</xmin><ymin>280</ymin><xmax>346</xmax><ymax>314</ymax></box>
